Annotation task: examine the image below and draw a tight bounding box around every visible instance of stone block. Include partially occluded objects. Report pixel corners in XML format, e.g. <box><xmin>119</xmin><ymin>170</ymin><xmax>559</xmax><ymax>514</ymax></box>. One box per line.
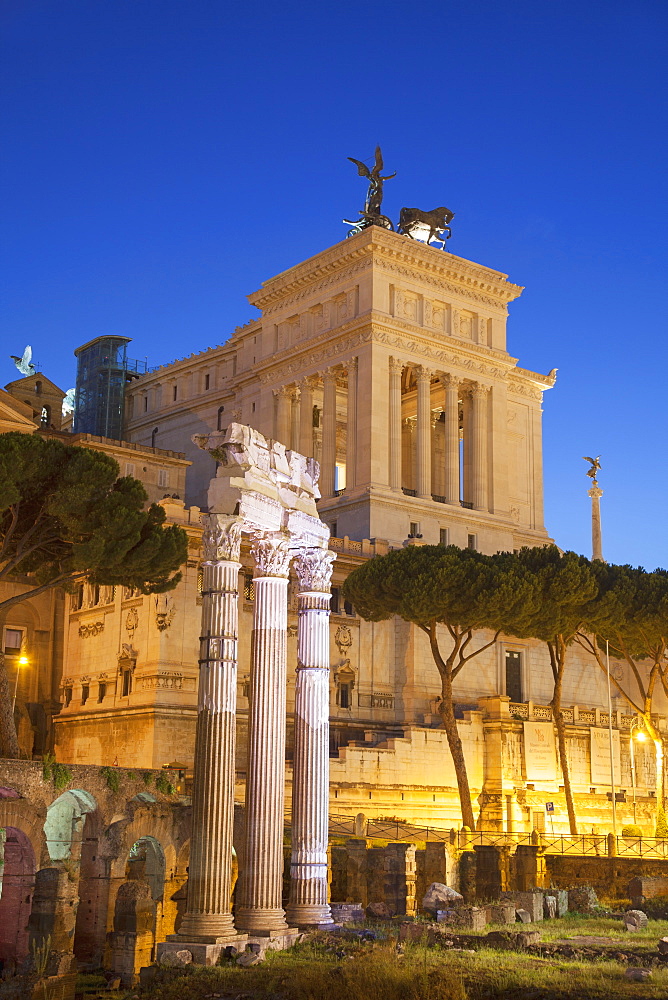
<box><xmin>398</xmin><ymin>922</ymin><xmax>429</xmax><ymax>943</ymax></box>
<box><xmin>543</xmin><ymin>895</ymin><xmax>557</xmax><ymax>919</ymax></box>
<box><xmin>501</xmin><ymin>890</ymin><xmax>543</xmax><ymax>922</ymax></box>
<box><xmin>629</xmin><ymin>876</ymin><xmax>668</xmax><ymax>907</ymax></box>
<box><xmin>516</xmin><ymin>909</ymin><xmax>532</xmax><ymax>923</ymax></box>
<box><xmin>366</xmin><ymin>901</ymin><xmax>393</xmax><ymax>920</ymax></box>
<box><xmin>554</xmin><ymin>889</ymin><xmax>568</xmax><ymax>917</ymax></box>
<box><xmin>658</xmin><ymin>937</ymin><xmax>668</xmax><ymax>955</ymax></box>
<box><xmin>486</xmin><ymin>902</ymin><xmax>516</xmax><ymax>925</ymax></box>
<box><xmin>422</xmin><ymin>881</ymin><xmax>463</xmax><ymax>914</ymax></box>
<box><xmin>485</xmin><ymin>930</ymin><xmax>541</xmax><ymax>949</ymax></box>
<box><xmin>568</xmin><ymin>886</ymin><xmax>598</xmax><ymax>913</ymax></box>
<box><xmin>437</xmin><ymin>905</ymin><xmax>486</xmax><ymax>931</ymax></box>
<box><xmin>329</xmin><ymin>902</ymin><xmax>364</xmax><ymax>923</ymax></box>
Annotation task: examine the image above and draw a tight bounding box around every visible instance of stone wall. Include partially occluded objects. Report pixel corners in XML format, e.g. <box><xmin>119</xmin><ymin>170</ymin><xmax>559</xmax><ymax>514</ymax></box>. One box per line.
<box><xmin>546</xmin><ymin>855</ymin><xmax>668</xmax><ymax>899</ymax></box>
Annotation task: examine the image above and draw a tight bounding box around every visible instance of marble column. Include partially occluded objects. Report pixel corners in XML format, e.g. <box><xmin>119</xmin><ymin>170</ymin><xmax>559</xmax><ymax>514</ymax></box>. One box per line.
<box><xmin>431</xmin><ymin>410</ymin><xmax>443</xmax><ymax>497</ymax></box>
<box><xmin>346</xmin><ymin>357</ymin><xmax>358</xmax><ymax>490</ymax></box>
<box><xmin>176</xmin><ymin>515</ymin><xmax>242</xmax><ymax>942</ymax></box>
<box><xmin>299</xmin><ymin>376</ymin><xmax>317</xmax><ymax>457</ymax></box>
<box><xmin>291</xmin><ymin>392</ymin><xmax>300</xmax><ymax>451</ymax></box>
<box><xmin>442</xmin><ymin>374</ymin><xmax>460</xmax><ymax>506</ymax></box>
<box><xmin>471</xmin><ymin>382</ymin><xmax>489</xmax><ymax>511</ymax></box>
<box><xmin>320</xmin><ymin>370</ymin><xmax>337</xmax><ymax>498</ymax></box>
<box><xmin>389</xmin><ymin>358</ymin><xmax>403</xmax><ymax>491</ymax></box>
<box><xmin>275</xmin><ymin>386</ymin><xmax>293</xmax><ymax>447</ymax></box>
<box><xmin>286</xmin><ymin>547</ymin><xmax>336</xmax><ymax>928</ymax></box>
<box><xmin>415</xmin><ymin>366</ymin><xmax>432</xmax><ymax>499</ymax></box>
<box><xmin>236</xmin><ymin>531</ymin><xmax>292</xmax><ymax>934</ymax></box>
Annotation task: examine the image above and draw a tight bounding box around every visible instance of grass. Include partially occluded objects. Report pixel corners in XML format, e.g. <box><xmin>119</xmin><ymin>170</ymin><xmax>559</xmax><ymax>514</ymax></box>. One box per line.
<box><xmin>132</xmin><ymin>931</ymin><xmax>668</xmax><ymax>1000</ymax></box>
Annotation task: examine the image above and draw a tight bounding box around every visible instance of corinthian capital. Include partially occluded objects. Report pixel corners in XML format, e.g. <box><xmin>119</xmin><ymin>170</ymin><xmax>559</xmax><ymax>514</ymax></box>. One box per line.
<box><xmin>293</xmin><ymin>547</ymin><xmax>336</xmax><ymax>593</ymax></box>
<box><xmin>415</xmin><ymin>365</ymin><xmax>433</xmax><ymax>384</ymax></box>
<box><xmin>471</xmin><ymin>382</ymin><xmax>490</xmax><ymax>398</ymax></box>
<box><xmin>201</xmin><ymin>515</ymin><xmax>243</xmax><ymax>563</ymax></box>
<box><xmin>251</xmin><ymin>531</ymin><xmax>292</xmax><ymax>578</ymax></box>
<box><xmin>389</xmin><ymin>356</ymin><xmax>404</xmax><ymax>376</ymax></box>
<box><xmin>440</xmin><ymin>372</ymin><xmax>459</xmax><ymax>391</ymax></box>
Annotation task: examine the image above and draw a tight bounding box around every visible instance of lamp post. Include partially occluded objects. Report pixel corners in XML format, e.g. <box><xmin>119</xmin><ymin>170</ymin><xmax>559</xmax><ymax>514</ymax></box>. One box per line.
<box><xmin>628</xmin><ymin>719</ymin><xmax>648</xmax><ymax>826</ymax></box>
<box><xmin>12</xmin><ymin>653</ymin><xmax>28</xmax><ymax>712</ymax></box>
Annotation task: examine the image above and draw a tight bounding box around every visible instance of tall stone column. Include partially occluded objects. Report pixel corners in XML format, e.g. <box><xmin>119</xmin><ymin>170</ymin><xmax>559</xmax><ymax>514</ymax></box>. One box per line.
<box><xmin>275</xmin><ymin>386</ymin><xmax>293</xmax><ymax>447</ymax></box>
<box><xmin>471</xmin><ymin>383</ymin><xmax>489</xmax><ymax>511</ymax></box>
<box><xmin>290</xmin><ymin>392</ymin><xmax>300</xmax><ymax>451</ymax></box>
<box><xmin>286</xmin><ymin>547</ymin><xmax>336</xmax><ymax>928</ymax></box>
<box><xmin>416</xmin><ymin>366</ymin><xmax>432</xmax><ymax>499</ymax></box>
<box><xmin>346</xmin><ymin>357</ymin><xmax>358</xmax><ymax>490</ymax></box>
<box><xmin>431</xmin><ymin>410</ymin><xmax>443</xmax><ymax>497</ymax></box>
<box><xmin>442</xmin><ymin>374</ymin><xmax>460</xmax><ymax>506</ymax></box>
<box><xmin>299</xmin><ymin>376</ymin><xmax>317</xmax><ymax>457</ymax></box>
<box><xmin>320</xmin><ymin>369</ymin><xmax>337</xmax><ymax>498</ymax></box>
<box><xmin>389</xmin><ymin>358</ymin><xmax>403</xmax><ymax>491</ymax></box>
<box><xmin>176</xmin><ymin>515</ymin><xmax>243</xmax><ymax>943</ymax></box>
<box><xmin>236</xmin><ymin>532</ymin><xmax>292</xmax><ymax>934</ymax></box>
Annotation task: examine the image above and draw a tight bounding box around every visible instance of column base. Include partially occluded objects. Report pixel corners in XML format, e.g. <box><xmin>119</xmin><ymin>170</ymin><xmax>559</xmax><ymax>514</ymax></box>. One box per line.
<box><xmin>158</xmin><ymin>935</ymin><xmax>248</xmax><ymax>967</ymax></box>
<box><xmin>285</xmin><ymin>903</ymin><xmax>335</xmax><ymax>929</ymax></box>
<box><xmin>235</xmin><ymin>907</ymin><xmax>291</xmax><ymax>935</ymax></box>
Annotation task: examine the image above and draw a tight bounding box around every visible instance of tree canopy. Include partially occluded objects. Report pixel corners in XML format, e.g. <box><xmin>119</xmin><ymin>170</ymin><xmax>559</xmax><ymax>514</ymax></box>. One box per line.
<box><xmin>0</xmin><ymin>432</ymin><xmax>189</xmax><ymax>757</ymax></box>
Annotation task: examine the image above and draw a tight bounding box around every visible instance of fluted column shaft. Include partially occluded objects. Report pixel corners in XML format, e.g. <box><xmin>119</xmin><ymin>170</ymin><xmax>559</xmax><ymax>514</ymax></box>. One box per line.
<box><xmin>276</xmin><ymin>387</ymin><xmax>292</xmax><ymax>446</ymax></box>
<box><xmin>471</xmin><ymin>383</ymin><xmax>489</xmax><ymax>511</ymax></box>
<box><xmin>177</xmin><ymin>515</ymin><xmax>242</xmax><ymax>942</ymax></box>
<box><xmin>299</xmin><ymin>377</ymin><xmax>317</xmax><ymax>457</ymax></box>
<box><xmin>442</xmin><ymin>374</ymin><xmax>460</xmax><ymax>505</ymax></box>
<box><xmin>236</xmin><ymin>532</ymin><xmax>292</xmax><ymax>933</ymax></box>
<box><xmin>346</xmin><ymin>358</ymin><xmax>358</xmax><ymax>490</ymax></box>
<box><xmin>320</xmin><ymin>370</ymin><xmax>337</xmax><ymax>498</ymax></box>
<box><xmin>389</xmin><ymin>358</ymin><xmax>403</xmax><ymax>491</ymax></box>
<box><xmin>416</xmin><ymin>367</ymin><xmax>432</xmax><ymax>499</ymax></box>
<box><xmin>286</xmin><ymin>548</ymin><xmax>336</xmax><ymax>928</ymax></box>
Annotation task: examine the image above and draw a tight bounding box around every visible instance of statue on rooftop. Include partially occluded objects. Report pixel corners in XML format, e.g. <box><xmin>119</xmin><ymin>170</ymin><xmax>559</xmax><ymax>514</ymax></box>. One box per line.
<box><xmin>344</xmin><ymin>145</ymin><xmax>396</xmax><ymax>235</ymax></box>
<box><xmin>10</xmin><ymin>345</ymin><xmax>36</xmax><ymax>376</ymax></box>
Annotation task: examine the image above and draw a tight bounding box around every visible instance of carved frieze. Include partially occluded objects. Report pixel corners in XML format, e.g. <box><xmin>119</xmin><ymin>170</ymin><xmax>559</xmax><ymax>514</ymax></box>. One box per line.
<box><xmin>78</xmin><ymin>621</ymin><xmax>104</xmax><ymax>638</ymax></box>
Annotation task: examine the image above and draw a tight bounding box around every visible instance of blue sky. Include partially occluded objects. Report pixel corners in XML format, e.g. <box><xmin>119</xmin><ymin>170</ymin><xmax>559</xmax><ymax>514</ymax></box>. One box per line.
<box><xmin>2</xmin><ymin>1</ymin><xmax>667</xmax><ymax>568</ymax></box>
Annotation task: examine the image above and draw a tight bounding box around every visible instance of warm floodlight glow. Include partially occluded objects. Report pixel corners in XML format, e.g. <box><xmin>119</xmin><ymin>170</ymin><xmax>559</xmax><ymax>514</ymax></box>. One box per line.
<box><xmin>635</xmin><ymin>730</ymin><xmax>648</xmax><ymax>742</ymax></box>
<box><xmin>18</xmin><ymin>655</ymin><xmax>28</xmax><ymax>666</ymax></box>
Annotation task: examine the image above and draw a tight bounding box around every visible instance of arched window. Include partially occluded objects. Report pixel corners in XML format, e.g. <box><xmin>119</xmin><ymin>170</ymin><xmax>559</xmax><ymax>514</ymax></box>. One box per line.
<box><xmin>35</xmin><ymin>380</ymin><xmax>42</xmax><ymax>394</ymax></box>
<box><xmin>151</xmin><ymin>427</ymin><xmax>159</xmax><ymax>448</ymax></box>
<box><xmin>40</xmin><ymin>405</ymin><xmax>50</xmax><ymax>428</ymax></box>
<box><xmin>217</xmin><ymin>406</ymin><xmax>225</xmax><ymax>431</ymax></box>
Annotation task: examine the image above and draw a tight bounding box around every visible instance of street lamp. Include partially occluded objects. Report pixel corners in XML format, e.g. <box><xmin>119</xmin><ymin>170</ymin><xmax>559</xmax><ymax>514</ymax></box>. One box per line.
<box><xmin>628</xmin><ymin>719</ymin><xmax>648</xmax><ymax>826</ymax></box>
<box><xmin>12</xmin><ymin>652</ymin><xmax>28</xmax><ymax>712</ymax></box>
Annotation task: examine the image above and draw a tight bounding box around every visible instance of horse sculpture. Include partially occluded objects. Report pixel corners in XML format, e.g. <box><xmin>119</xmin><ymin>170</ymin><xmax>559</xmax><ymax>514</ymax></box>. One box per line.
<box><xmin>398</xmin><ymin>206</ymin><xmax>455</xmax><ymax>248</ymax></box>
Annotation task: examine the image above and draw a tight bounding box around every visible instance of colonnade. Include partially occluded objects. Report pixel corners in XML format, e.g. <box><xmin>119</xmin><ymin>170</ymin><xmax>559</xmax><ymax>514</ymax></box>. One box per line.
<box><xmin>272</xmin><ymin>357</ymin><xmax>491</xmax><ymax>512</ymax></box>
<box><xmin>175</xmin><ymin>513</ymin><xmax>335</xmax><ymax>949</ymax></box>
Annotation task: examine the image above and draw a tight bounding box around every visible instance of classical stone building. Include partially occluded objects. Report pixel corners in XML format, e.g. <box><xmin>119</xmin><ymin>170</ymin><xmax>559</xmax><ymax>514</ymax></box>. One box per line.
<box><xmin>4</xmin><ymin>229</ymin><xmax>665</xmax><ymax>835</ymax></box>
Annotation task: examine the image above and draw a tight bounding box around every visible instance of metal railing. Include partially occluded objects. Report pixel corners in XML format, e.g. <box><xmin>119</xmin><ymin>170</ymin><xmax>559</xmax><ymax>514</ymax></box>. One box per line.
<box><xmin>327</xmin><ymin>815</ymin><xmax>668</xmax><ymax>858</ymax></box>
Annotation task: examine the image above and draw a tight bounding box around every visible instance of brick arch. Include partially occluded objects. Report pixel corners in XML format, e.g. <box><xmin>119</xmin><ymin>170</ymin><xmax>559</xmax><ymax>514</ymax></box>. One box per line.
<box><xmin>0</xmin><ymin>797</ymin><xmax>47</xmax><ymax>867</ymax></box>
<box><xmin>0</xmin><ymin>826</ymin><xmax>36</xmax><ymax>967</ymax></box>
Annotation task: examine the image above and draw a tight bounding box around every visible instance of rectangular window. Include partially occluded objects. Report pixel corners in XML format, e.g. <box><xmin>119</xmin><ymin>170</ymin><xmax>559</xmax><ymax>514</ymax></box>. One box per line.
<box><xmin>4</xmin><ymin>628</ymin><xmax>23</xmax><ymax>656</ymax></box>
<box><xmin>439</xmin><ymin>528</ymin><xmax>448</xmax><ymax>546</ymax></box>
<box><xmin>409</xmin><ymin>521</ymin><xmax>420</xmax><ymax>537</ymax></box>
<box><xmin>125</xmin><ymin>463</ymin><xmax>135</xmax><ymax>477</ymax></box>
<box><xmin>344</xmin><ymin>599</ymin><xmax>355</xmax><ymax>617</ymax></box>
<box><xmin>72</xmin><ymin>585</ymin><xmax>84</xmax><ymax>611</ymax></box>
<box><xmin>63</xmin><ymin>687</ymin><xmax>72</xmax><ymax>707</ymax></box>
<box><xmin>97</xmin><ymin>682</ymin><xmax>107</xmax><ymax>703</ymax></box>
<box><xmin>91</xmin><ymin>584</ymin><xmax>100</xmax><ymax>606</ymax></box>
<box><xmin>505</xmin><ymin>650</ymin><xmax>523</xmax><ymax>703</ymax></box>
<box><xmin>158</xmin><ymin>469</ymin><xmax>169</xmax><ymax>488</ymax></box>
<box><xmin>172</xmin><ymin>385</ymin><xmax>178</xmax><ymax>401</ymax></box>
<box><xmin>467</xmin><ymin>533</ymin><xmax>477</xmax><ymax>550</ymax></box>
<box><xmin>81</xmin><ymin>684</ymin><xmax>89</xmax><ymax>705</ymax></box>
<box><xmin>330</xmin><ymin>521</ymin><xmax>338</xmax><ymax>538</ymax></box>
<box><xmin>243</xmin><ymin>575</ymin><xmax>255</xmax><ymax>602</ymax></box>
<box><xmin>330</xmin><ymin>587</ymin><xmax>340</xmax><ymax>614</ymax></box>
<box><xmin>143</xmin><ymin>396</ymin><xmax>148</xmax><ymax>412</ymax></box>
<box><xmin>338</xmin><ymin>683</ymin><xmax>351</xmax><ymax>709</ymax></box>
<box><xmin>121</xmin><ymin>670</ymin><xmax>132</xmax><ymax>697</ymax></box>
<box><xmin>204</xmin><ymin>373</ymin><xmax>210</xmax><ymax>390</ymax></box>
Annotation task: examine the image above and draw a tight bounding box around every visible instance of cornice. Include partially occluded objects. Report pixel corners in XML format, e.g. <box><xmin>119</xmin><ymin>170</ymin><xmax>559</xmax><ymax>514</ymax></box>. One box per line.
<box><xmin>248</xmin><ymin>227</ymin><xmax>523</xmax><ymax>314</ymax></box>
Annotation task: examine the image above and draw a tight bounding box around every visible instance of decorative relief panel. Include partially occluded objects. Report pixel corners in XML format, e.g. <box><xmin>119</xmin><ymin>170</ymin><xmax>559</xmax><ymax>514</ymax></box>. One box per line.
<box><xmin>78</xmin><ymin>621</ymin><xmax>104</xmax><ymax>638</ymax></box>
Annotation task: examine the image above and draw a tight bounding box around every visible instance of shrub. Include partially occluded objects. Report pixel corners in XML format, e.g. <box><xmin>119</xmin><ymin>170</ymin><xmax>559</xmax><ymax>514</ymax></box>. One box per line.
<box><xmin>156</xmin><ymin>773</ymin><xmax>175</xmax><ymax>795</ymax></box>
<box><xmin>641</xmin><ymin>893</ymin><xmax>668</xmax><ymax>920</ymax></box>
<box><xmin>142</xmin><ymin>771</ymin><xmax>153</xmax><ymax>786</ymax></box>
<box><xmin>101</xmin><ymin>766</ymin><xmax>121</xmax><ymax>794</ymax></box>
<box><xmin>656</xmin><ymin>807</ymin><xmax>668</xmax><ymax>838</ymax></box>
<box><xmin>42</xmin><ymin>753</ymin><xmax>72</xmax><ymax>790</ymax></box>
<box><xmin>621</xmin><ymin>825</ymin><xmax>643</xmax><ymax>838</ymax></box>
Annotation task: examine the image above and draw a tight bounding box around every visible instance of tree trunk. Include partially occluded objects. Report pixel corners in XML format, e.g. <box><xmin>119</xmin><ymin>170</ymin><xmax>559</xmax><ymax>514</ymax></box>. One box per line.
<box><xmin>439</xmin><ymin>671</ymin><xmax>476</xmax><ymax>830</ymax></box>
<box><xmin>550</xmin><ymin>648</ymin><xmax>578</xmax><ymax>836</ymax></box>
<box><xmin>0</xmin><ymin>651</ymin><xmax>20</xmax><ymax>758</ymax></box>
